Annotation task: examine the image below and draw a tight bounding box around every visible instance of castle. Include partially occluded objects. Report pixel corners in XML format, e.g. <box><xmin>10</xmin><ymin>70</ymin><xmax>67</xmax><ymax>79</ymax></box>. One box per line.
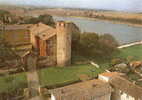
<box><xmin>0</xmin><ymin>21</ymin><xmax>80</xmax><ymax>66</ymax></box>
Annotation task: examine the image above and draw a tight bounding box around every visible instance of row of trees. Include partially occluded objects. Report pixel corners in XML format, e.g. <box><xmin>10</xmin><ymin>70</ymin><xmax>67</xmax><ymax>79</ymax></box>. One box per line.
<box><xmin>0</xmin><ymin>9</ymin><xmax>55</xmax><ymax>26</ymax></box>
<box><xmin>23</xmin><ymin>14</ymin><xmax>55</xmax><ymax>27</ymax></box>
<box><xmin>94</xmin><ymin>15</ymin><xmax>142</xmax><ymax>25</ymax></box>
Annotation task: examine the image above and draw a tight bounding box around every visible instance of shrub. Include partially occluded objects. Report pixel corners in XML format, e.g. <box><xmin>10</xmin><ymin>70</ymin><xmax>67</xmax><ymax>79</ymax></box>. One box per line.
<box><xmin>79</xmin><ymin>32</ymin><xmax>99</xmax><ymax>57</ymax></box>
<box><xmin>111</xmin><ymin>58</ymin><xmax>124</xmax><ymax>66</ymax></box>
<box><xmin>99</xmin><ymin>34</ymin><xmax>118</xmax><ymax>48</ymax></box>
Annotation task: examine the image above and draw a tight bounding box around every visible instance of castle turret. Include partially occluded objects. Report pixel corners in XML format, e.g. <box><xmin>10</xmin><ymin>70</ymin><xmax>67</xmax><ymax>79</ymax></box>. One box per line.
<box><xmin>56</xmin><ymin>21</ymin><xmax>72</xmax><ymax>66</ymax></box>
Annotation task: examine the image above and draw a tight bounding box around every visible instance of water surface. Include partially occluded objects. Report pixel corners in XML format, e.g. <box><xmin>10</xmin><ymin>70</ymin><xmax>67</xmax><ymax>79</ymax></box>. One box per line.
<box><xmin>54</xmin><ymin>16</ymin><xmax>142</xmax><ymax>44</ymax></box>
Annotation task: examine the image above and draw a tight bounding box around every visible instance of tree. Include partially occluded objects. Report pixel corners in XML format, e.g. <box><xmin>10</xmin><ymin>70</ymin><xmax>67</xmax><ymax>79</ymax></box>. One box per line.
<box><xmin>72</xmin><ymin>32</ymin><xmax>119</xmax><ymax>61</ymax></box>
<box><xmin>99</xmin><ymin>34</ymin><xmax>118</xmax><ymax>48</ymax></box>
<box><xmin>79</xmin><ymin>32</ymin><xmax>99</xmax><ymax>57</ymax></box>
<box><xmin>38</xmin><ymin>14</ymin><xmax>55</xmax><ymax>26</ymax></box>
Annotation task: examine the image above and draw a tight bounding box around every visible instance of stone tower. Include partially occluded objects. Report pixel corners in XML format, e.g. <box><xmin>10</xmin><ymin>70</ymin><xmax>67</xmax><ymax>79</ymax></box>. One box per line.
<box><xmin>56</xmin><ymin>21</ymin><xmax>72</xmax><ymax>66</ymax></box>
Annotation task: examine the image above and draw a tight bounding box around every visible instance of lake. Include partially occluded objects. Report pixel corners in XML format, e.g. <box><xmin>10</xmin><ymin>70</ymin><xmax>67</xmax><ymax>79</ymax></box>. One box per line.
<box><xmin>53</xmin><ymin>16</ymin><xmax>142</xmax><ymax>44</ymax></box>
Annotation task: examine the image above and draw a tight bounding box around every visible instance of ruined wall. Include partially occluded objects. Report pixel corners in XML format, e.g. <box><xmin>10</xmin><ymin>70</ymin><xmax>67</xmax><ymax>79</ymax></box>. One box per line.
<box><xmin>39</xmin><ymin>39</ymin><xmax>47</xmax><ymax>57</ymax></box>
<box><xmin>93</xmin><ymin>93</ymin><xmax>111</xmax><ymax>100</ymax></box>
<box><xmin>2</xmin><ymin>29</ymin><xmax>30</xmax><ymax>45</ymax></box>
<box><xmin>111</xmin><ymin>89</ymin><xmax>135</xmax><ymax>100</ymax></box>
<box><xmin>51</xmin><ymin>92</ymin><xmax>111</xmax><ymax>100</ymax></box>
<box><xmin>30</xmin><ymin>31</ymin><xmax>37</xmax><ymax>48</ymax></box>
<box><xmin>38</xmin><ymin>36</ymin><xmax>57</xmax><ymax>66</ymax></box>
<box><xmin>46</xmin><ymin>36</ymin><xmax>57</xmax><ymax>65</ymax></box>
<box><xmin>56</xmin><ymin>21</ymin><xmax>72</xmax><ymax>66</ymax></box>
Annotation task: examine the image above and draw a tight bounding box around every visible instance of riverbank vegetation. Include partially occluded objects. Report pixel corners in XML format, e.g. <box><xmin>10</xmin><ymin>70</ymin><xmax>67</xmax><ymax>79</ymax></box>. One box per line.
<box><xmin>0</xmin><ymin>9</ymin><xmax>55</xmax><ymax>27</ymax></box>
<box><xmin>0</xmin><ymin>9</ymin><xmax>142</xmax><ymax>98</ymax></box>
<box><xmin>72</xmin><ymin>32</ymin><xmax>119</xmax><ymax>64</ymax></box>
<box><xmin>94</xmin><ymin>15</ymin><xmax>142</xmax><ymax>25</ymax></box>
<box><xmin>23</xmin><ymin>14</ymin><xmax>55</xmax><ymax>27</ymax></box>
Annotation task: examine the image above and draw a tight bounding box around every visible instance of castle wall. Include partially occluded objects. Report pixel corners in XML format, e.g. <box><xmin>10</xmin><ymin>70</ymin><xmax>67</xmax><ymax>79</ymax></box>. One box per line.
<box><xmin>39</xmin><ymin>39</ymin><xmax>47</xmax><ymax>57</ymax></box>
<box><xmin>111</xmin><ymin>89</ymin><xmax>135</xmax><ymax>100</ymax></box>
<box><xmin>93</xmin><ymin>93</ymin><xmax>111</xmax><ymax>100</ymax></box>
<box><xmin>51</xmin><ymin>92</ymin><xmax>111</xmax><ymax>100</ymax></box>
<box><xmin>38</xmin><ymin>36</ymin><xmax>57</xmax><ymax>66</ymax></box>
<box><xmin>56</xmin><ymin>21</ymin><xmax>72</xmax><ymax>66</ymax></box>
<box><xmin>30</xmin><ymin>31</ymin><xmax>37</xmax><ymax>48</ymax></box>
<box><xmin>45</xmin><ymin>36</ymin><xmax>57</xmax><ymax>65</ymax></box>
<box><xmin>2</xmin><ymin>29</ymin><xmax>30</xmax><ymax>45</ymax></box>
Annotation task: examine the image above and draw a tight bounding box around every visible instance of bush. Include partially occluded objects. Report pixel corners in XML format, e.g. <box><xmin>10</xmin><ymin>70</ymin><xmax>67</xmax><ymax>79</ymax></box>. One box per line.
<box><xmin>111</xmin><ymin>58</ymin><xmax>124</xmax><ymax>66</ymax></box>
<box><xmin>79</xmin><ymin>32</ymin><xmax>99</xmax><ymax>57</ymax></box>
<box><xmin>38</xmin><ymin>14</ymin><xmax>55</xmax><ymax>26</ymax></box>
<box><xmin>99</xmin><ymin>34</ymin><xmax>118</xmax><ymax>48</ymax></box>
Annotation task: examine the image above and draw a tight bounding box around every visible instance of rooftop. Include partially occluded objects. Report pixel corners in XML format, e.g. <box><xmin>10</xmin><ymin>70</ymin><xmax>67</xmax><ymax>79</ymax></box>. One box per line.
<box><xmin>100</xmin><ymin>72</ymin><xmax>122</xmax><ymax>78</ymax></box>
<box><xmin>30</xmin><ymin>23</ymin><xmax>56</xmax><ymax>40</ymax></box>
<box><xmin>50</xmin><ymin>79</ymin><xmax>112</xmax><ymax>100</ymax></box>
<box><xmin>110</xmin><ymin>76</ymin><xmax>142</xmax><ymax>99</ymax></box>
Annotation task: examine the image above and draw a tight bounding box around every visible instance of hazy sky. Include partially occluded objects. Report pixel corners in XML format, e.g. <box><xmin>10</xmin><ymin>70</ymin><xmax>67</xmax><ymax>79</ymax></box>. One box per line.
<box><xmin>0</xmin><ymin>0</ymin><xmax>142</xmax><ymax>12</ymax></box>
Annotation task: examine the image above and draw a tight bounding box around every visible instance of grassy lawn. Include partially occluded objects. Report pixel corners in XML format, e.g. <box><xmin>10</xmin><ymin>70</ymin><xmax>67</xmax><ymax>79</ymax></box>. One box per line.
<box><xmin>0</xmin><ymin>44</ymin><xmax>142</xmax><ymax>93</ymax></box>
<box><xmin>0</xmin><ymin>64</ymin><xmax>105</xmax><ymax>93</ymax></box>
<box><xmin>116</xmin><ymin>44</ymin><xmax>142</xmax><ymax>60</ymax></box>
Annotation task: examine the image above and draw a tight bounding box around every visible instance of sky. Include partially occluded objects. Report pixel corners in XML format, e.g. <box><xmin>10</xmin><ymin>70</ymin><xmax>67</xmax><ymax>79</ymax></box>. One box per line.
<box><xmin>0</xmin><ymin>0</ymin><xmax>142</xmax><ymax>12</ymax></box>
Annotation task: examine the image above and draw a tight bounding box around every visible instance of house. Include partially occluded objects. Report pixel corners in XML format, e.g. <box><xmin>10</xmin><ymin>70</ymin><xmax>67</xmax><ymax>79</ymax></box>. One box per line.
<box><xmin>99</xmin><ymin>72</ymin><xmax>142</xmax><ymax>100</ymax></box>
<box><xmin>30</xmin><ymin>21</ymin><xmax>80</xmax><ymax>66</ymax></box>
<box><xmin>49</xmin><ymin>79</ymin><xmax>112</xmax><ymax>100</ymax></box>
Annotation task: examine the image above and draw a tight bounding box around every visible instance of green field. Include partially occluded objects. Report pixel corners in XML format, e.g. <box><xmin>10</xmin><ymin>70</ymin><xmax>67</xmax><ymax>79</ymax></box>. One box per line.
<box><xmin>0</xmin><ymin>44</ymin><xmax>142</xmax><ymax>93</ymax></box>
<box><xmin>116</xmin><ymin>44</ymin><xmax>142</xmax><ymax>60</ymax></box>
<box><xmin>0</xmin><ymin>64</ymin><xmax>105</xmax><ymax>93</ymax></box>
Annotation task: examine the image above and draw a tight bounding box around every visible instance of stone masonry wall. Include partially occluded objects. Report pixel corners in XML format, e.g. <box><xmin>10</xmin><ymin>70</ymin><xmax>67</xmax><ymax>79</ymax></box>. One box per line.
<box><xmin>56</xmin><ymin>21</ymin><xmax>72</xmax><ymax>66</ymax></box>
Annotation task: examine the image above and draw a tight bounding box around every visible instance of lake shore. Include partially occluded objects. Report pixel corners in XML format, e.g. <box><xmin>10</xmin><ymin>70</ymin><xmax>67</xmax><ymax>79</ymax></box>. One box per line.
<box><xmin>31</xmin><ymin>8</ymin><xmax>142</xmax><ymax>27</ymax></box>
<box><xmin>54</xmin><ymin>15</ymin><xmax>142</xmax><ymax>28</ymax></box>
